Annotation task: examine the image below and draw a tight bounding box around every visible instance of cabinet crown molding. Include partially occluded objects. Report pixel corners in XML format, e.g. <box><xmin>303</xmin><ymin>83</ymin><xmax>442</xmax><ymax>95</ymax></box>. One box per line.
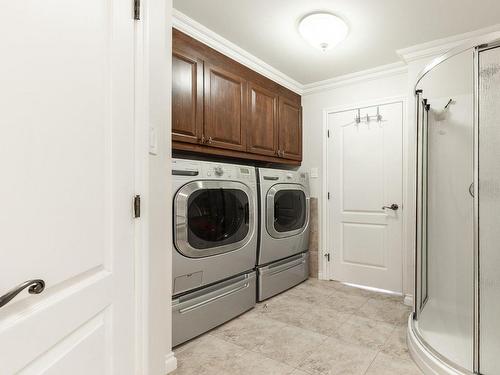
<box><xmin>172</xmin><ymin>9</ymin><xmax>303</xmax><ymax>95</ymax></box>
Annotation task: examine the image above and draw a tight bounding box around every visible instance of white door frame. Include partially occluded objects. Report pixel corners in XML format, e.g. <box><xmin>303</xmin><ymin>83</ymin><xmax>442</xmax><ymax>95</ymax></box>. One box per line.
<box><xmin>133</xmin><ymin>0</ymin><xmax>175</xmax><ymax>373</ymax></box>
<box><xmin>321</xmin><ymin>96</ymin><xmax>410</xmax><ymax>296</ymax></box>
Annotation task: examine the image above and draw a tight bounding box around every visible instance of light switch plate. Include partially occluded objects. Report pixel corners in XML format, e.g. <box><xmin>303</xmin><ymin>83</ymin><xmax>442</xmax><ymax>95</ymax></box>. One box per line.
<box><xmin>310</xmin><ymin>167</ymin><xmax>319</xmax><ymax>178</ymax></box>
<box><xmin>149</xmin><ymin>125</ymin><xmax>158</xmax><ymax>155</ymax></box>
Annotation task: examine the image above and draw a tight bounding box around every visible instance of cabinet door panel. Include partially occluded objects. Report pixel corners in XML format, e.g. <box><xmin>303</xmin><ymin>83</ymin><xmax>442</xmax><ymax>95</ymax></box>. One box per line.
<box><xmin>204</xmin><ymin>64</ymin><xmax>246</xmax><ymax>151</ymax></box>
<box><xmin>279</xmin><ymin>97</ymin><xmax>302</xmax><ymax>161</ymax></box>
<box><xmin>247</xmin><ymin>83</ymin><xmax>278</xmax><ymax>156</ymax></box>
<box><xmin>172</xmin><ymin>50</ymin><xmax>203</xmax><ymax>144</ymax></box>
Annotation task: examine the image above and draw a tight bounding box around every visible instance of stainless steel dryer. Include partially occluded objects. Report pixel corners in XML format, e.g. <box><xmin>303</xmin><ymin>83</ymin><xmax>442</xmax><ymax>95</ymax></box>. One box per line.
<box><xmin>171</xmin><ymin>159</ymin><xmax>258</xmax><ymax>346</ymax></box>
<box><xmin>257</xmin><ymin>167</ymin><xmax>310</xmax><ymax>301</ymax></box>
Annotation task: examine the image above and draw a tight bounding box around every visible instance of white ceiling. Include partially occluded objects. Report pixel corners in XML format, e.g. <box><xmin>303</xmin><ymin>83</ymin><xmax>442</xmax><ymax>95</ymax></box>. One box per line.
<box><xmin>173</xmin><ymin>0</ymin><xmax>500</xmax><ymax>84</ymax></box>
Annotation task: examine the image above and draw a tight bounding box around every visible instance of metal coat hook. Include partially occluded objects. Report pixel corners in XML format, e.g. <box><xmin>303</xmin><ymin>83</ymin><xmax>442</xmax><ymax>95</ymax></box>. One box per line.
<box><xmin>355</xmin><ymin>109</ymin><xmax>361</xmax><ymax>124</ymax></box>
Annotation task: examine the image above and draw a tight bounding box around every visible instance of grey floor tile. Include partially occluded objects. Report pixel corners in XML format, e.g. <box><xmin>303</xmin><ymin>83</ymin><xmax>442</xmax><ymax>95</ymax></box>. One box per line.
<box><xmin>289</xmin><ymin>369</ymin><xmax>312</xmax><ymax>375</ymax></box>
<box><xmin>331</xmin><ymin>315</ymin><xmax>395</xmax><ymax>350</ymax></box>
<box><xmin>380</xmin><ymin>325</ymin><xmax>410</xmax><ymax>360</ymax></box>
<box><xmin>354</xmin><ymin>297</ymin><xmax>411</xmax><ymax>325</ymax></box>
<box><xmin>285</xmin><ymin>305</ymin><xmax>351</xmax><ymax>336</ymax></box>
<box><xmin>365</xmin><ymin>352</ymin><xmax>423</xmax><ymax>375</ymax></box>
<box><xmin>173</xmin><ymin>278</ymin><xmax>420</xmax><ymax>375</ymax></box>
<box><xmin>220</xmin><ymin>349</ymin><xmax>298</xmax><ymax>375</ymax></box>
<box><xmin>254</xmin><ymin>293</ymin><xmax>311</xmax><ymax>325</ymax></box>
<box><xmin>253</xmin><ymin>324</ymin><xmax>328</xmax><ymax>368</ymax></box>
<box><xmin>172</xmin><ymin>335</ymin><xmax>245</xmax><ymax>375</ymax></box>
<box><xmin>298</xmin><ymin>336</ymin><xmax>378</xmax><ymax>375</ymax></box>
<box><xmin>211</xmin><ymin>313</ymin><xmax>287</xmax><ymax>350</ymax></box>
<box><xmin>319</xmin><ymin>289</ymin><xmax>370</xmax><ymax>313</ymax></box>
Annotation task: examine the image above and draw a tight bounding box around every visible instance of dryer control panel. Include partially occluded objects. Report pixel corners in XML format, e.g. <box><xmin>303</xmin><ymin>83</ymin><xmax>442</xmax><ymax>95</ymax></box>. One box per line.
<box><xmin>260</xmin><ymin>168</ymin><xmax>308</xmax><ymax>184</ymax></box>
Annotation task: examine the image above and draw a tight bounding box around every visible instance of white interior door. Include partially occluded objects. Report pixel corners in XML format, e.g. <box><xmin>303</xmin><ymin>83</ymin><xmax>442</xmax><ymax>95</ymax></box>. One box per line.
<box><xmin>0</xmin><ymin>1</ymin><xmax>137</xmax><ymax>374</ymax></box>
<box><xmin>327</xmin><ymin>102</ymin><xmax>403</xmax><ymax>293</ymax></box>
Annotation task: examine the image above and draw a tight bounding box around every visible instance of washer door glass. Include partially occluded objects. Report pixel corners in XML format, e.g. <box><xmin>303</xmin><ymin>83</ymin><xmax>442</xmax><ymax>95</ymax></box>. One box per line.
<box><xmin>175</xmin><ymin>181</ymin><xmax>254</xmax><ymax>258</ymax></box>
<box><xmin>188</xmin><ymin>189</ymin><xmax>249</xmax><ymax>249</ymax></box>
<box><xmin>266</xmin><ymin>184</ymin><xmax>308</xmax><ymax>239</ymax></box>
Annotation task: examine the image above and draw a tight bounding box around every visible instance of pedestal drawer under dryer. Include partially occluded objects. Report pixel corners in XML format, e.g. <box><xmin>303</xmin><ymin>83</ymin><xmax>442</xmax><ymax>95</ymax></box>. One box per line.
<box><xmin>257</xmin><ymin>252</ymin><xmax>309</xmax><ymax>301</ymax></box>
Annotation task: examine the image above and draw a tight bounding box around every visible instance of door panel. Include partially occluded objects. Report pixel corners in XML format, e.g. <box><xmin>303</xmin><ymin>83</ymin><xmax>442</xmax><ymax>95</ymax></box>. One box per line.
<box><xmin>278</xmin><ymin>97</ymin><xmax>302</xmax><ymax>161</ymax></box>
<box><xmin>247</xmin><ymin>83</ymin><xmax>278</xmax><ymax>156</ymax></box>
<box><xmin>204</xmin><ymin>64</ymin><xmax>247</xmax><ymax>151</ymax></box>
<box><xmin>479</xmin><ymin>45</ymin><xmax>500</xmax><ymax>375</ymax></box>
<box><xmin>172</xmin><ymin>50</ymin><xmax>203</xmax><ymax>144</ymax></box>
<box><xmin>328</xmin><ymin>102</ymin><xmax>403</xmax><ymax>292</ymax></box>
<box><xmin>0</xmin><ymin>0</ymin><xmax>136</xmax><ymax>373</ymax></box>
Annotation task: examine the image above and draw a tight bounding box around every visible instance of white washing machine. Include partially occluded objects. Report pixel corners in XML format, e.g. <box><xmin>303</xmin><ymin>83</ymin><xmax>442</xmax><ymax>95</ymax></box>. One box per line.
<box><xmin>257</xmin><ymin>167</ymin><xmax>310</xmax><ymax>301</ymax></box>
<box><xmin>171</xmin><ymin>159</ymin><xmax>258</xmax><ymax>346</ymax></box>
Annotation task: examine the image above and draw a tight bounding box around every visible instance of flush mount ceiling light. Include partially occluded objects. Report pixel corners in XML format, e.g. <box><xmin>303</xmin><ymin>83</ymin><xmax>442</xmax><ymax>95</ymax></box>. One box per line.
<box><xmin>298</xmin><ymin>12</ymin><xmax>348</xmax><ymax>52</ymax></box>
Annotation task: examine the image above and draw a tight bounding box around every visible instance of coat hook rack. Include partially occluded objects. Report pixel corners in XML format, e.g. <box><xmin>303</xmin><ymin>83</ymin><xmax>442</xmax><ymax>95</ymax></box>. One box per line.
<box><xmin>353</xmin><ymin>106</ymin><xmax>383</xmax><ymax>124</ymax></box>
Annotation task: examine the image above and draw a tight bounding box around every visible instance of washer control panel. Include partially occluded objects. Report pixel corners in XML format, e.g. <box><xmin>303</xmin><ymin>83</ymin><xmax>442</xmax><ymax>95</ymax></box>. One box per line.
<box><xmin>172</xmin><ymin>159</ymin><xmax>256</xmax><ymax>181</ymax></box>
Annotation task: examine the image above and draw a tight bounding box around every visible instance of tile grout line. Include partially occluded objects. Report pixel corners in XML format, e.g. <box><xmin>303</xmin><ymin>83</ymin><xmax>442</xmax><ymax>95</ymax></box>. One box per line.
<box><xmin>362</xmin><ymin>351</ymin><xmax>382</xmax><ymax>375</ymax></box>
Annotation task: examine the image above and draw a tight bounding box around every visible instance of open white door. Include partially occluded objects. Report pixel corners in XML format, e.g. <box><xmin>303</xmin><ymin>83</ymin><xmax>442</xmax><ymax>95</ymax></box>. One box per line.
<box><xmin>327</xmin><ymin>102</ymin><xmax>403</xmax><ymax>293</ymax></box>
<box><xmin>0</xmin><ymin>1</ymin><xmax>137</xmax><ymax>374</ymax></box>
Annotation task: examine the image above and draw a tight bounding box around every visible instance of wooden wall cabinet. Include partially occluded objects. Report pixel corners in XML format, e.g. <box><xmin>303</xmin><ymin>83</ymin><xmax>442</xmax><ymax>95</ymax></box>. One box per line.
<box><xmin>278</xmin><ymin>97</ymin><xmax>302</xmax><ymax>161</ymax></box>
<box><xmin>172</xmin><ymin>49</ymin><xmax>203</xmax><ymax>144</ymax></box>
<box><xmin>247</xmin><ymin>83</ymin><xmax>278</xmax><ymax>157</ymax></box>
<box><xmin>204</xmin><ymin>64</ymin><xmax>247</xmax><ymax>151</ymax></box>
<box><xmin>172</xmin><ymin>29</ymin><xmax>302</xmax><ymax>165</ymax></box>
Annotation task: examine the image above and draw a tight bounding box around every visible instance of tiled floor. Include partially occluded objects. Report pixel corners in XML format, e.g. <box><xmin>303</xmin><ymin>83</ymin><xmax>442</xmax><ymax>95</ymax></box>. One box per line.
<box><xmin>172</xmin><ymin>278</ymin><xmax>422</xmax><ymax>375</ymax></box>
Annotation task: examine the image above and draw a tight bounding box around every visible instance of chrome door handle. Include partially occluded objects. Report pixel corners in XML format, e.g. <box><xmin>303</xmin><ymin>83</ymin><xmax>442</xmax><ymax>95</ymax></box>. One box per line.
<box><xmin>382</xmin><ymin>203</ymin><xmax>399</xmax><ymax>211</ymax></box>
<box><xmin>0</xmin><ymin>279</ymin><xmax>45</xmax><ymax>309</ymax></box>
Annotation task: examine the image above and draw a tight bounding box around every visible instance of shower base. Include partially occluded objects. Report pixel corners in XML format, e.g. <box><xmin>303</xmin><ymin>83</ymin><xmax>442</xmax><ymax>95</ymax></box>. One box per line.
<box><xmin>407</xmin><ymin>315</ymin><xmax>473</xmax><ymax>375</ymax></box>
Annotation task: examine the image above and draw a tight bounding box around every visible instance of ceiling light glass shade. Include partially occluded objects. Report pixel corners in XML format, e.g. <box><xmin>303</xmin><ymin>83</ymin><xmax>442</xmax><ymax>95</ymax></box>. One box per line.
<box><xmin>298</xmin><ymin>13</ymin><xmax>348</xmax><ymax>52</ymax></box>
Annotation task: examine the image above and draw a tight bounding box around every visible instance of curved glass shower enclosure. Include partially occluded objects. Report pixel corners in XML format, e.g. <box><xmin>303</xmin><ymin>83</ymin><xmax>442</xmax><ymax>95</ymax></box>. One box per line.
<box><xmin>409</xmin><ymin>33</ymin><xmax>500</xmax><ymax>375</ymax></box>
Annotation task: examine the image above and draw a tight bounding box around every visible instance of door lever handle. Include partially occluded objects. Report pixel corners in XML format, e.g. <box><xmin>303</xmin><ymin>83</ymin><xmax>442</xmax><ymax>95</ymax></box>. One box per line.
<box><xmin>0</xmin><ymin>279</ymin><xmax>45</xmax><ymax>309</ymax></box>
<box><xmin>382</xmin><ymin>203</ymin><xmax>399</xmax><ymax>211</ymax></box>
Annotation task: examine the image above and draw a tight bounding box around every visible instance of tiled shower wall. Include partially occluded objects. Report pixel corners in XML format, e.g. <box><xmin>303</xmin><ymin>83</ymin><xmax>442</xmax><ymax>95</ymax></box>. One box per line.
<box><xmin>309</xmin><ymin>197</ymin><xmax>319</xmax><ymax>278</ymax></box>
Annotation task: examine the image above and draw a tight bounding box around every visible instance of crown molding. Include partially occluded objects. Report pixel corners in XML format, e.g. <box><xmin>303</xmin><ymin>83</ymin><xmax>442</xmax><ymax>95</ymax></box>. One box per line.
<box><xmin>172</xmin><ymin>9</ymin><xmax>304</xmax><ymax>94</ymax></box>
<box><xmin>397</xmin><ymin>23</ymin><xmax>500</xmax><ymax>63</ymax></box>
<box><xmin>172</xmin><ymin>10</ymin><xmax>500</xmax><ymax>97</ymax></box>
<box><xmin>302</xmin><ymin>61</ymin><xmax>408</xmax><ymax>95</ymax></box>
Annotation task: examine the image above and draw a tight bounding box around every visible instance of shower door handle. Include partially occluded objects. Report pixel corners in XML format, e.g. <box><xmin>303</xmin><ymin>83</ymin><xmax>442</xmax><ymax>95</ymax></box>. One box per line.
<box><xmin>382</xmin><ymin>204</ymin><xmax>399</xmax><ymax>211</ymax></box>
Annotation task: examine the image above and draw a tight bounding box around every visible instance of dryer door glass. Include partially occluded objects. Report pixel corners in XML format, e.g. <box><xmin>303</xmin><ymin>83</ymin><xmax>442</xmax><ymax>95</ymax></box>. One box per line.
<box><xmin>187</xmin><ymin>188</ymin><xmax>249</xmax><ymax>251</ymax></box>
<box><xmin>274</xmin><ymin>190</ymin><xmax>306</xmax><ymax>233</ymax></box>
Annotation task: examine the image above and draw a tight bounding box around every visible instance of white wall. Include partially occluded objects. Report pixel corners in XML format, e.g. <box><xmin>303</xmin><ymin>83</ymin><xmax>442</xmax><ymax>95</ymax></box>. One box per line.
<box><xmin>147</xmin><ymin>0</ymin><xmax>175</xmax><ymax>373</ymax></box>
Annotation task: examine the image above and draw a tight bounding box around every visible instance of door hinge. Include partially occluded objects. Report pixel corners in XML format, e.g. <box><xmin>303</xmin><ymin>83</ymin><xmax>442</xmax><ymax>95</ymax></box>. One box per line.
<box><xmin>134</xmin><ymin>0</ymin><xmax>140</xmax><ymax>20</ymax></box>
<box><xmin>327</xmin><ymin>129</ymin><xmax>330</xmax><ymax>138</ymax></box>
<box><xmin>327</xmin><ymin>192</ymin><xmax>330</xmax><ymax>200</ymax></box>
<box><xmin>134</xmin><ymin>195</ymin><xmax>141</xmax><ymax>218</ymax></box>
<box><xmin>324</xmin><ymin>253</ymin><xmax>331</xmax><ymax>262</ymax></box>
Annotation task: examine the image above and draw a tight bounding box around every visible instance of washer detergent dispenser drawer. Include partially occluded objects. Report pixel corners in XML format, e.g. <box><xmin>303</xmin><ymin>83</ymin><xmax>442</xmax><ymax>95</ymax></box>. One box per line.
<box><xmin>172</xmin><ymin>271</ymin><xmax>256</xmax><ymax>347</ymax></box>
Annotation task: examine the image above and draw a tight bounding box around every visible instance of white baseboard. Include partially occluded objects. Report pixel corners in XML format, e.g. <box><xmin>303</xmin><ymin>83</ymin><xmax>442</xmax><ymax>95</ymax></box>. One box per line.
<box><xmin>318</xmin><ymin>271</ymin><xmax>328</xmax><ymax>281</ymax></box>
<box><xmin>404</xmin><ymin>294</ymin><xmax>414</xmax><ymax>307</ymax></box>
<box><xmin>165</xmin><ymin>351</ymin><xmax>177</xmax><ymax>374</ymax></box>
